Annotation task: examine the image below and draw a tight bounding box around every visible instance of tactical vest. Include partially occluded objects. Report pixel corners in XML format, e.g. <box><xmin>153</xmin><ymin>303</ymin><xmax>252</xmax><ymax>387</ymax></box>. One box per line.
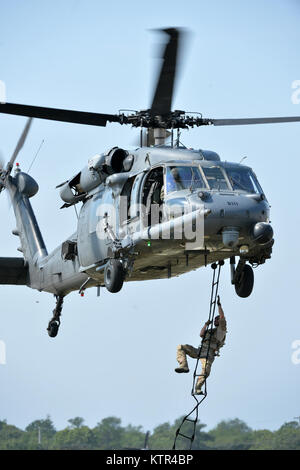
<box><xmin>200</xmin><ymin>327</ymin><xmax>226</xmax><ymax>357</ymax></box>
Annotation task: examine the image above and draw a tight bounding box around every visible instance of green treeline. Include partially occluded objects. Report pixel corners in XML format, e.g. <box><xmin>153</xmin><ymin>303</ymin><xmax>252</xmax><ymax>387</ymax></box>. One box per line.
<box><xmin>0</xmin><ymin>416</ymin><xmax>300</xmax><ymax>450</ymax></box>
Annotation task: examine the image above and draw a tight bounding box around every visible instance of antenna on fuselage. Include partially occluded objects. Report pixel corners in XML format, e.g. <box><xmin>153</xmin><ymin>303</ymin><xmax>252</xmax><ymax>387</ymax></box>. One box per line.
<box><xmin>239</xmin><ymin>156</ymin><xmax>247</xmax><ymax>164</ymax></box>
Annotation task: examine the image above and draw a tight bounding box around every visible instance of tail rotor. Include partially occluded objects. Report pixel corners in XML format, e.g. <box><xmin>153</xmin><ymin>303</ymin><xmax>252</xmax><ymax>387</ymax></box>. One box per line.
<box><xmin>0</xmin><ymin>118</ymin><xmax>33</xmax><ymax>194</ymax></box>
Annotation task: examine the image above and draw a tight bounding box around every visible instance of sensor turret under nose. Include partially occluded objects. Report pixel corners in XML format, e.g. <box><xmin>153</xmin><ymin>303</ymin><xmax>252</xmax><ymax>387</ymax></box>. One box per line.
<box><xmin>222</xmin><ymin>227</ymin><xmax>239</xmax><ymax>248</ymax></box>
<box><xmin>252</xmin><ymin>222</ymin><xmax>273</xmax><ymax>244</ymax></box>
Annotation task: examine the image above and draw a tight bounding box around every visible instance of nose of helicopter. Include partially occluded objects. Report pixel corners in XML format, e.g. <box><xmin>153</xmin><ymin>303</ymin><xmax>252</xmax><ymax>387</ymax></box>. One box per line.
<box><xmin>221</xmin><ymin>222</ymin><xmax>273</xmax><ymax>248</ymax></box>
<box><xmin>185</xmin><ymin>190</ymin><xmax>273</xmax><ymax>248</ymax></box>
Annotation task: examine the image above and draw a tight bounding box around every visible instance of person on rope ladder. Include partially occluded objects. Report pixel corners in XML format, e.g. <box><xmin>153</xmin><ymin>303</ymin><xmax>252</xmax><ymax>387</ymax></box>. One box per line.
<box><xmin>175</xmin><ymin>296</ymin><xmax>227</xmax><ymax>395</ymax></box>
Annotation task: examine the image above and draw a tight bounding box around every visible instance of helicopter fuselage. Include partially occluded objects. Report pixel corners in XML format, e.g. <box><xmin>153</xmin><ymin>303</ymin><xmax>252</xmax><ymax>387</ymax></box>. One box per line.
<box><xmin>27</xmin><ymin>146</ymin><xmax>273</xmax><ymax>297</ymax></box>
<box><xmin>2</xmin><ymin>146</ymin><xmax>273</xmax><ymax>299</ymax></box>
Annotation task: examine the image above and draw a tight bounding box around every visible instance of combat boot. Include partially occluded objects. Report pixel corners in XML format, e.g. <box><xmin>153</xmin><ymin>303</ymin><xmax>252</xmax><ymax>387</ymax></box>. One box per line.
<box><xmin>175</xmin><ymin>366</ymin><xmax>189</xmax><ymax>373</ymax></box>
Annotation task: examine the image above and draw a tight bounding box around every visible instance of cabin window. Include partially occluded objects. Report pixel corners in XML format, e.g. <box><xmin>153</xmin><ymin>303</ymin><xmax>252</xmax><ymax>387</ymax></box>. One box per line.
<box><xmin>142</xmin><ymin>167</ymin><xmax>164</xmax><ymax>226</ymax></box>
<box><xmin>129</xmin><ymin>173</ymin><xmax>145</xmax><ymax>219</ymax></box>
<box><xmin>119</xmin><ymin>176</ymin><xmax>135</xmax><ymax>224</ymax></box>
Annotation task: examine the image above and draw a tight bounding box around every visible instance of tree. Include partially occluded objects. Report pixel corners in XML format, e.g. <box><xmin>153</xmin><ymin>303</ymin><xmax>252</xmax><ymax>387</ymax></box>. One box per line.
<box><xmin>93</xmin><ymin>417</ymin><xmax>124</xmax><ymax>449</ymax></box>
<box><xmin>208</xmin><ymin>418</ymin><xmax>253</xmax><ymax>450</ymax></box>
<box><xmin>0</xmin><ymin>421</ymin><xmax>24</xmax><ymax>450</ymax></box>
<box><xmin>121</xmin><ymin>424</ymin><xmax>146</xmax><ymax>449</ymax></box>
<box><xmin>25</xmin><ymin>415</ymin><xmax>56</xmax><ymax>436</ymax></box>
<box><xmin>149</xmin><ymin>422</ymin><xmax>174</xmax><ymax>450</ymax></box>
<box><xmin>24</xmin><ymin>415</ymin><xmax>56</xmax><ymax>449</ymax></box>
<box><xmin>0</xmin><ymin>419</ymin><xmax>7</xmax><ymax>431</ymax></box>
<box><xmin>51</xmin><ymin>427</ymin><xmax>96</xmax><ymax>450</ymax></box>
<box><xmin>273</xmin><ymin>421</ymin><xmax>300</xmax><ymax>450</ymax></box>
<box><xmin>68</xmin><ymin>417</ymin><xmax>85</xmax><ymax>429</ymax></box>
<box><xmin>250</xmin><ymin>429</ymin><xmax>275</xmax><ymax>450</ymax></box>
<box><xmin>2</xmin><ymin>414</ymin><xmax>300</xmax><ymax>450</ymax></box>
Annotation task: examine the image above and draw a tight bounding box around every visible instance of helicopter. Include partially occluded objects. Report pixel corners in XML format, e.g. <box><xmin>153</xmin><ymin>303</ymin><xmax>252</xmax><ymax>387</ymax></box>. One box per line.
<box><xmin>0</xmin><ymin>28</ymin><xmax>299</xmax><ymax>338</ymax></box>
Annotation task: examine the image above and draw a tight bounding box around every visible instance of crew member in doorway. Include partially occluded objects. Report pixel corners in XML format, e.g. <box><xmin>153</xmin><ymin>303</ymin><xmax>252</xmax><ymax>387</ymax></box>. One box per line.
<box><xmin>175</xmin><ymin>296</ymin><xmax>227</xmax><ymax>395</ymax></box>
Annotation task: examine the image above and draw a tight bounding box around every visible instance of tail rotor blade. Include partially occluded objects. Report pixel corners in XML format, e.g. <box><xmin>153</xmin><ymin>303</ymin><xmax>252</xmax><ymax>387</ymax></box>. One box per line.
<box><xmin>6</xmin><ymin>118</ymin><xmax>33</xmax><ymax>174</ymax></box>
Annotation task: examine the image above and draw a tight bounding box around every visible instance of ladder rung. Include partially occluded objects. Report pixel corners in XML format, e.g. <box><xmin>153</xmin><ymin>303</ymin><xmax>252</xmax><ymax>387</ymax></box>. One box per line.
<box><xmin>184</xmin><ymin>418</ymin><xmax>196</xmax><ymax>423</ymax></box>
<box><xmin>178</xmin><ymin>432</ymin><xmax>192</xmax><ymax>440</ymax></box>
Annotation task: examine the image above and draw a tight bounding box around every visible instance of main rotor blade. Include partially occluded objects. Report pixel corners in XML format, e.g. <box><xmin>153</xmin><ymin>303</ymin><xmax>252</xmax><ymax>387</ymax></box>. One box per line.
<box><xmin>0</xmin><ymin>152</ymin><xmax>5</xmax><ymax>193</ymax></box>
<box><xmin>0</xmin><ymin>102</ymin><xmax>121</xmax><ymax>127</ymax></box>
<box><xmin>7</xmin><ymin>117</ymin><xmax>33</xmax><ymax>173</ymax></box>
<box><xmin>150</xmin><ymin>28</ymin><xmax>181</xmax><ymax>116</ymax></box>
<box><xmin>209</xmin><ymin>116</ymin><xmax>300</xmax><ymax>126</ymax></box>
<box><xmin>0</xmin><ymin>152</ymin><xmax>4</xmax><ymax>170</ymax></box>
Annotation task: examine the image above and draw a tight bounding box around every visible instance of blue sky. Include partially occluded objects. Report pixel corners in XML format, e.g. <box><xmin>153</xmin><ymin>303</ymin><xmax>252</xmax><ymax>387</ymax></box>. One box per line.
<box><xmin>0</xmin><ymin>0</ymin><xmax>300</xmax><ymax>435</ymax></box>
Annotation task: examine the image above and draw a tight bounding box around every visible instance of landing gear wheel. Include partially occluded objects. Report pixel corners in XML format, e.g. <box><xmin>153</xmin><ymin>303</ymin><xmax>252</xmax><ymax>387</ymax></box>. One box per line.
<box><xmin>47</xmin><ymin>320</ymin><xmax>60</xmax><ymax>338</ymax></box>
<box><xmin>104</xmin><ymin>259</ymin><xmax>125</xmax><ymax>293</ymax></box>
<box><xmin>47</xmin><ymin>295</ymin><xmax>64</xmax><ymax>338</ymax></box>
<box><xmin>235</xmin><ymin>264</ymin><xmax>254</xmax><ymax>298</ymax></box>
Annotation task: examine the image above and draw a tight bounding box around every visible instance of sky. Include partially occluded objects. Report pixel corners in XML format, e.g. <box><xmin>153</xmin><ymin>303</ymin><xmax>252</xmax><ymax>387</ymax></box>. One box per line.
<box><xmin>0</xmin><ymin>0</ymin><xmax>300</xmax><ymax>436</ymax></box>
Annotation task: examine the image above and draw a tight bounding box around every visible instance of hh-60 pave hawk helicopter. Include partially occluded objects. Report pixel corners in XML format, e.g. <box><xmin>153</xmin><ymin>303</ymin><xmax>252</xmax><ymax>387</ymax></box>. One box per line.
<box><xmin>0</xmin><ymin>28</ymin><xmax>299</xmax><ymax>337</ymax></box>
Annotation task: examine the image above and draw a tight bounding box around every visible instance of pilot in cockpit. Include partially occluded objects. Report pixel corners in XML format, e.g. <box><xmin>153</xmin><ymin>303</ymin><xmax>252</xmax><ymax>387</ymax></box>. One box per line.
<box><xmin>166</xmin><ymin>167</ymin><xmax>188</xmax><ymax>193</ymax></box>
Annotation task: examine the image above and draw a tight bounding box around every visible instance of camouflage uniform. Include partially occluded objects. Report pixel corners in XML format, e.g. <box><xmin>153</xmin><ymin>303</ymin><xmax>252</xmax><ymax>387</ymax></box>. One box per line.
<box><xmin>176</xmin><ymin>317</ymin><xmax>227</xmax><ymax>393</ymax></box>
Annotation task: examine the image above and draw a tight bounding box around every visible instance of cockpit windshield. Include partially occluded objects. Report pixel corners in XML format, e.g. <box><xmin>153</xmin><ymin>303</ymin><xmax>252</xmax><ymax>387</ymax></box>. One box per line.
<box><xmin>202</xmin><ymin>166</ymin><xmax>229</xmax><ymax>190</ymax></box>
<box><xmin>226</xmin><ymin>167</ymin><xmax>262</xmax><ymax>194</ymax></box>
<box><xmin>166</xmin><ymin>166</ymin><xmax>206</xmax><ymax>194</ymax></box>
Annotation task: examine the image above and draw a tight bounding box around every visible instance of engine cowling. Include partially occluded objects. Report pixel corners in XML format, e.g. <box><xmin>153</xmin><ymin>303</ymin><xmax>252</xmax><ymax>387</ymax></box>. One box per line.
<box><xmin>59</xmin><ymin>147</ymin><xmax>130</xmax><ymax>204</ymax></box>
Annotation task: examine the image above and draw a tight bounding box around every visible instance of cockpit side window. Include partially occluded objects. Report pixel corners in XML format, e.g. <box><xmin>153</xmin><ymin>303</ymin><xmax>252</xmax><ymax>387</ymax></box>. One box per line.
<box><xmin>226</xmin><ymin>167</ymin><xmax>261</xmax><ymax>194</ymax></box>
<box><xmin>166</xmin><ymin>166</ymin><xmax>206</xmax><ymax>194</ymax></box>
<box><xmin>202</xmin><ymin>166</ymin><xmax>229</xmax><ymax>190</ymax></box>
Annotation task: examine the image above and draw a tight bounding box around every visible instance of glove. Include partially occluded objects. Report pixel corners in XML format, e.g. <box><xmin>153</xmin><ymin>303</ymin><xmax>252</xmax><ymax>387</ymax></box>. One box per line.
<box><xmin>217</xmin><ymin>295</ymin><xmax>221</xmax><ymax>306</ymax></box>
